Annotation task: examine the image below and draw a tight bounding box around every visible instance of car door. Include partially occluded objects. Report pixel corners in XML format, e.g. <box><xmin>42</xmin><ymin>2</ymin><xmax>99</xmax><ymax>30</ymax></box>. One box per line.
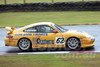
<box><xmin>35</xmin><ymin>25</ymin><xmax>65</xmax><ymax>48</ymax></box>
<box><xmin>23</xmin><ymin>26</ymin><xmax>39</xmax><ymax>48</ymax></box>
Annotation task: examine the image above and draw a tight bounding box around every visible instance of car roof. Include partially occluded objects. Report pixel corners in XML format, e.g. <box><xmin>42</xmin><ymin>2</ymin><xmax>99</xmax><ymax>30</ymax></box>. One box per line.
<box><xmin>30</xmin><ymin>22</ymin><xmax>55</xmax><ymax>26</ymax></box>
<box><xmin>15</xmin><ymin>22</ymin><xmax>55</xmax><ymax>31</ymax></box>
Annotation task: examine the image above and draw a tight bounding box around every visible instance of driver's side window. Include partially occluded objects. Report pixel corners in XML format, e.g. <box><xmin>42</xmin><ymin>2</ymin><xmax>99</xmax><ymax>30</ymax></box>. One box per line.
<box><xmin>24</xmin><ymin>25</ymin><xmax>54</xmax><ymax>33</ymax></box>
<box><xmin>36</xmin><ymin>25</ymin><xmax>54</xmax><ymax>33</ymax></box>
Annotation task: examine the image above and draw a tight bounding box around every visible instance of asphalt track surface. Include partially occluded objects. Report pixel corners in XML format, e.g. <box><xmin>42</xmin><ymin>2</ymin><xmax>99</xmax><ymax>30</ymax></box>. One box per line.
<box><xmin>0</xmin><ymin>25</ymin><xmax>100</xmax><ymax>54</ymax></box>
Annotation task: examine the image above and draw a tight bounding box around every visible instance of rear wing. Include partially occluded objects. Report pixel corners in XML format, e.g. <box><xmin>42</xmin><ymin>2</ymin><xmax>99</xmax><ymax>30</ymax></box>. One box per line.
<box><xmin>5</xmin><ymin>27</ymin><xmax>15</xmax><ymax>35</ymax></box>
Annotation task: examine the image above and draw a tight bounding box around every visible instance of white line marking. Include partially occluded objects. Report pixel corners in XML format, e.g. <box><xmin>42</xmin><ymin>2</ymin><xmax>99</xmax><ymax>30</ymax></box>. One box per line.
<box><xmin>18</xmin><ymin>51</ymin><xmax>69</xmax><ymax>55</ymax></box>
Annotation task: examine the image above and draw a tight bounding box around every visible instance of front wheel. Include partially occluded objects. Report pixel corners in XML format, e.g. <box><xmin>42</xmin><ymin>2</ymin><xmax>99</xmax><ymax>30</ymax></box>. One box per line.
<box><xmin>66</xmin><ymin>37</ymin><xmax>81</xmax><ymax>51</ymax></box>
<box><xmin>18</xmin><ymin>38</ymin><xmax>32</xmax><ymax>51</ymax></box>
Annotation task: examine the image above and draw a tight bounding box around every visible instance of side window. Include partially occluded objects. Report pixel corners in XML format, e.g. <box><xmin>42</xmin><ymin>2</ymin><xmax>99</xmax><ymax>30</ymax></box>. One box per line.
<box><xmin>24</xmin><ymin>27</ymin><xmax>37</xmax><ymax>33</ymax></box>
<box><xmin>36</xmin><ymin>25</ymin><xmax>54</xmax><ymax>33</ymax></box>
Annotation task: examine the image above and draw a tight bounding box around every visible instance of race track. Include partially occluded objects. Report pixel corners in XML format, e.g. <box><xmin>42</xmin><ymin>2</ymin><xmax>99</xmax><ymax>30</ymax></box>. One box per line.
<box><xmin>0</xmin><ymin>25</ymin><xmax>100</xmax><ymax>54</ymax></box>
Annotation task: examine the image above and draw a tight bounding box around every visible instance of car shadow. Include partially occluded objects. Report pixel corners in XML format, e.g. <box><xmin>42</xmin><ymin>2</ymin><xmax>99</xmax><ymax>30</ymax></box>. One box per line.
<box><xmin>6</xmin><ymin>46</ymin><xmax>95</xmax><ymax>53</ymax></box>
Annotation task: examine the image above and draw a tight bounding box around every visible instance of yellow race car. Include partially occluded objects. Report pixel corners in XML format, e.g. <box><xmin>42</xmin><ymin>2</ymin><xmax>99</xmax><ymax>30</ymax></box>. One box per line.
<box><xmin>5</xmin><ymin>22</ymin><xmax>95</xmax><ymax>51</ymax></box>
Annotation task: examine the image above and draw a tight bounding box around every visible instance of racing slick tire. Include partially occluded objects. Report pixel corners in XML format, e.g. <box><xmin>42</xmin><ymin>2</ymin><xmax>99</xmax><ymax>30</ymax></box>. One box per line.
<box><xmin>65</xmin><ymin>37</ymin><xmax>81</xmax><ymax>51</ymax></box>
<box><xmin>18</xmin><ymin>38</ymin><xmax>32</xmax><ymax>51</ymax></box>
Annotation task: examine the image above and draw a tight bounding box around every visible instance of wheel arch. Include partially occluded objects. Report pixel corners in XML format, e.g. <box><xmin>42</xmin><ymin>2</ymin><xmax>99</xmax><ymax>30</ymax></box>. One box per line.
<box><xmin>66</xmin><ymin>36</ymin><xmax>81</xmax><ymax>45</ymax></box>
<box><xmin>65</xmin><ymin>36</ymin><xmax>81</xmax><ymax>50</ymax></box>
<box><xmin>17</xmin><ymin>37</ymin><xmax>32</xmax><ymax>47</ymax></box>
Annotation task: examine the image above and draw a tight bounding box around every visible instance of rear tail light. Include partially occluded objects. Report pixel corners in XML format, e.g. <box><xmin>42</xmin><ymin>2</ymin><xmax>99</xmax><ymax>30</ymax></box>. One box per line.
<box><xmin>6</xmin><ymin>35</ymin><xmax>13</xmax><ymax>38</ymax></box>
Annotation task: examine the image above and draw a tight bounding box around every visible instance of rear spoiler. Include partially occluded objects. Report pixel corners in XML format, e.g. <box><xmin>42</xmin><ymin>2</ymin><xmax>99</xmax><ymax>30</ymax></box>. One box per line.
<box><xmin>5</xmin><ymin>27</ymin><xmax>15</xmax><ymax>34</ymax></box>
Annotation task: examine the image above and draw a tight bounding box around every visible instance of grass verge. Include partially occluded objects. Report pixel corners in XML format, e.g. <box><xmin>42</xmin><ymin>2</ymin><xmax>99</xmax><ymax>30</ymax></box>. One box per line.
<box><xmin>0</xmin><ymin>11</ymin><xmax>100</xmax><ymax>27</ymax></box>
<box><xmin>0</xmin><ymin>54</ymin><xmax>100</xmax><ymax>67</ymax></box>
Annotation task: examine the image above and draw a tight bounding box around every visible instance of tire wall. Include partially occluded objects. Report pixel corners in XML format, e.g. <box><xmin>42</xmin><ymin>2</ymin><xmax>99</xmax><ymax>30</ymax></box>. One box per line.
<box><xmin>0</xmin><ymin>1</ymin><xmax>100</xmax><ymax>12</ymax></box>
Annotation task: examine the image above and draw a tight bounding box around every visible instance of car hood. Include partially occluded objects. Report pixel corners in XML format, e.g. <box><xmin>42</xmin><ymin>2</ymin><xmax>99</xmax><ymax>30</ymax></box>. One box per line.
<box><xmin>66</xmin><ymin>30</ymin><xmax>80</xmax><ymax>33</ymax></box>
<box><xmin>66</xmin><ymin>30</ymin><xmax>86</xmax><ymax>34</ymax></box>
<box><xmin>65</xmin><ymin>30</ymin><xmax>94</xmax><ymax>39</ymax></box>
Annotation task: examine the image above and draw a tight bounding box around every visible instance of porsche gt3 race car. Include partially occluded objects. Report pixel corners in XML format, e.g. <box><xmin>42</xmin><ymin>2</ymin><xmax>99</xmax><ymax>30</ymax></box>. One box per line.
<box><xmin>5</xmin><ymin>22</ymin><xmax>95</xmax><ymax>51</ymax></box>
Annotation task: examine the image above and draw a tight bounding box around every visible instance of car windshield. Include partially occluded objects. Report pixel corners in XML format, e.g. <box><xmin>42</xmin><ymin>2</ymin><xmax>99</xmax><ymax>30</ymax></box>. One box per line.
<box><xmin>52</xmin><ymin>24</ymin><xmax>68</xmax><ymax>32</ymax></box>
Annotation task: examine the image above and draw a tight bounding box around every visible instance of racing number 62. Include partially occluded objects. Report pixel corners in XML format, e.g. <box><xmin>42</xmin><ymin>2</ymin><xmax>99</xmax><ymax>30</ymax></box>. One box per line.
<box><xmin>56</xmin><ymin>37</ymin><xmax>65</xmax><ymax>44</ymax></box>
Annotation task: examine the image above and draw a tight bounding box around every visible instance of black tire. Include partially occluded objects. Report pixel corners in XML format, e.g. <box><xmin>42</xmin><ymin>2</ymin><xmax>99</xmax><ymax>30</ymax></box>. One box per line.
<box><xmin>65</xmin><ymin>37</ymin><xmax>81</xmax><ymax>51</ymax></box>
<box><xmin>18</xmin><ymin>38</ymin><xmax>32</xmax><ymax>51</ymax></box>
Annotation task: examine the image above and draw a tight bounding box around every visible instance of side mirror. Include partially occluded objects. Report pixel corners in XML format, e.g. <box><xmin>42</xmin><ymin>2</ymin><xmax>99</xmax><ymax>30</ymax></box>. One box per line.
<box><xmin>53</xmin><ymin>30</ymin><xmax>57</xmax><ymax>33</ymax></box>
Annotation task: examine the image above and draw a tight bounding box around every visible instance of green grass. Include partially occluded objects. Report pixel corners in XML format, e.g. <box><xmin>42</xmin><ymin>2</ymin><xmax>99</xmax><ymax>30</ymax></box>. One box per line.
<box><xmin>0</xmin><ymin>54</ymin><xmax>100</xmax><ymax>67</ymax></box>
<box><xmin>0</xmin><ymin>0</ymin><xmax>100</xmax><ymax>4</ymax></box>
<box><xmin>0</xmin><ymin>11</ymin><xmax>100</xmax><ymax>27</ymax></box>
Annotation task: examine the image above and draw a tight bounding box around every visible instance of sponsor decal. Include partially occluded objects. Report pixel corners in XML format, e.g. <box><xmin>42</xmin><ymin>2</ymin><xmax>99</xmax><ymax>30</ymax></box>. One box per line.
<box><xmin>9</xmin><ymin>40</ymin><xmax>16</xmax><ymax>42</ymax></box>
<box><xmin>33</xmin><ymin>33</ymin><xmax>48</xmax><ymax>36</ymax></box>
<box><xmin>9</xmin><ymin>38</ymin><xmax>18</xmax><ymax>40</ymax></box>
<box><xmin>33</xmin><ymin>38</ymin><xmax>54</xmax><ymax>45</ymax></box>
<box><xmin>9</xmin><ymin>38</ymin><xmax>18</xmax><ymax>42</ymax></box>
<box><xmin>33</xmin><ymin>38</ymin><xmax>37</xmax><ymax>45</ymax></box>
<box><xmin>56</xmin><ymin>37</ymin><xmax>65</xmax><ymax>44</ymax></box>
<box><xmin>15</xmin><ymin>34</ymin><xmax>22</xmax><ymax>36</ymax></box>
<box><xmin>15</xmin><ymin>33</ymin><xmax>48</xmax><ymax>36</ymax></box>
<box><xmin>23</xmin><ymin>33</ymin><xmax>32</xmax><ymax>36</ymax></box>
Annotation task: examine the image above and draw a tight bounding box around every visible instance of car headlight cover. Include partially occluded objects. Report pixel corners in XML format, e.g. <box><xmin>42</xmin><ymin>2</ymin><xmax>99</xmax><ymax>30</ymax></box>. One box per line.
<box><xmin>81</xmin><ymin>32</ymin><xmax>94</xmax><ymax>39</ymax></box>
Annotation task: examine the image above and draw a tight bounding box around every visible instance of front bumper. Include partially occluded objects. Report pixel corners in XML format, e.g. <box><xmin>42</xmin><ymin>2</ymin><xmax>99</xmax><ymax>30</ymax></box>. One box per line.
<box><xmin>81</xmin><ymin>37</ymin><xmax>95</xmax><ymax>48</ymax></box>
<box><xmin>81</xmin><ymin>44</ymin><xmax>94</xmax><ymax>48</ymax></box>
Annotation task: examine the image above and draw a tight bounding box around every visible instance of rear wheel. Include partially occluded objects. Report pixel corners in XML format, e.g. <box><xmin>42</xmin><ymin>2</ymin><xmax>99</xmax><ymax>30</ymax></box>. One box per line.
<box><xmin>66</xmin><ymin>37</ymin><xmax>81</xmax><ymax>51</ymax></box>
<box><xmin>18</xmin><ymin>38</ymin><xmax>32</xmax><ymax>51</ymax></box>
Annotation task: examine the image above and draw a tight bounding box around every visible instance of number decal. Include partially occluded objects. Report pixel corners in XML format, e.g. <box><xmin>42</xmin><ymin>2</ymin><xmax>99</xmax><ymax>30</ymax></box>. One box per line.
<box><xmin>56</xmin><ymin>37</ymin><xmax>65</xmax><ymax>44</ymax></box>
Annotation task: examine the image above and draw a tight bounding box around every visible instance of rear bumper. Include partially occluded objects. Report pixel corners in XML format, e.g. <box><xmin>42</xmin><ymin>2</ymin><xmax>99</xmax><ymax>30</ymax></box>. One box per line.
<box><xmin>5</xmin><ymin>37</ymin><xmax>17</xmax><ymax>47</ymax></box>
